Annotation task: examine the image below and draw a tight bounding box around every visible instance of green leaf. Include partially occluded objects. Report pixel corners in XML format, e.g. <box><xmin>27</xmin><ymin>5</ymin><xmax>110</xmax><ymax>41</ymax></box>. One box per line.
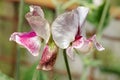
<box><xmin>23</xmin><ymin>63</ymin><xmax>37</xmax><ymax>80</ymax></box>
<box><xmin>87</xmin><ymin>1</ymin><xmax>110</xmax><ymax>30</ymax></box>
<box><xmin>36</xmin><ymin>71</ymin><xmax>48</xmax><ymax>80</ymax></box>
<box><xmin>23</xmin><ymin>62</ymin><xmax>48</xmax><ymax>80</ymax></box>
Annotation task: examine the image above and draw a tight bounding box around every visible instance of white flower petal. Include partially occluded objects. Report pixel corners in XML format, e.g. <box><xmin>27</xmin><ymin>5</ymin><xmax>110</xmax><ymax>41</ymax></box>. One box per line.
<box><xmin>77</xmin><ymin>6</ymin><xmax>89</xmax><ymax>27</ymax></box>
<box><xmin>90</xmin><ymin>35</ymin><xmax>105</xmax><ymax>51</ymax></box>
<box><xmin>76</xmin><ymin>7</ymin><xmax>89</xmax><ymax>37</ymax></box>
<box><xmin>29</xmin><ymin>5</ymin><xmax>44</xmax><ymax>18</ymax></box>
<box><xmin>93</xmin><ymin>0</ymin><xmax>103</xmax><ymax>7</ymax></box>
<box><xmin>25</xmin><ymin>13</ymin><xmax>50</xmax><ymax>43</ymax></box>
<box><xmin>9</xmin><ymin>31</ymin><xmax>41</xmax><ymax>56</ymax></box>
<box><xmin>52</xmin><ymin>10</ymin><xmax>78</xmax><ymax>49</ymax></box>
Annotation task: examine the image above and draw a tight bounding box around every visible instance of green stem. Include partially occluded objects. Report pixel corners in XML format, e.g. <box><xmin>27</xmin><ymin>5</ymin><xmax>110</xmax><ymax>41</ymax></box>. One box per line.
<box><xmin>52</xmin><ymin>0</ymin><xmax>63</xmax><ymax>15</ymax></box>
<box><xmin>96</xmin><ymin>0</ymin><xmax>110</xmax><ymax>39</ymax></box>
<box><xmin>63</xmin><ymin>49</ymin><xmax>72</xmax><ymax>80</ymax></box>
<box><xmin>16</xmin><ymin>48</ymin><xmax>20</xmax><ymax>80</ymax></box>
<box><xmin>16</xmin><ymin>0</ymin><xmax>24</xmax><ymax>80</ymax></box>
<box><xmin>18</xmin><ymin>0</ymin><xmax>24</xmax><ymax>32</ymax></box>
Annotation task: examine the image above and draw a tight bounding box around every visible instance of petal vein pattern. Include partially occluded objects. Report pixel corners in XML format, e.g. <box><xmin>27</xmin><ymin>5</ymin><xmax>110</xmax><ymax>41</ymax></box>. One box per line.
<box><xmin>26</xmin><ymin>6</ymin><xmax>50</xmax><ymax>43</ymax></box>
<box><xmin>9</xmin><ymin>31</ymin><xmax>41</xmax><ymax>56</ymax></box>
<box><xmin>52</xmin><ymin>10</ymin><xmax>78</xmax><ymax>49</ymax></box>
<box><xmin>76</xmin><ymin>7</ymin><xmax>89</xmax><ymax>36</ymax></box>
<box><xmin>37</xmin><ymin>45</ymin><xmax>58</xmax><ymax>70</ymax></box>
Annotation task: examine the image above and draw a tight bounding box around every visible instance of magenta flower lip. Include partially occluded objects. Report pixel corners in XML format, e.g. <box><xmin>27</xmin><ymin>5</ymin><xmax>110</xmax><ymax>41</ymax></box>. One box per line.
<box><xmin>9</xmin><ymin>31</ymin><xmax>41</xmax><ymax>56</ymax></box>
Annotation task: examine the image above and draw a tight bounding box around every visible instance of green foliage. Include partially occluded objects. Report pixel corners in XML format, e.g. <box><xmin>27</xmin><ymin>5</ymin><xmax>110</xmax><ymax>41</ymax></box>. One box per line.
<box><xmin>23</xmin><ymin>63</ymin><xmax>48</xmax><ymax>80</ymax></box>
<box><xmin>87</xmin><ymin>1</ymin><xmax>110</xmax><ymax>29</ymax></box>
<box><xmin>23</xmin><ymin>63</ymin><xmax>37</xmax><ymax>80</ymax></box>
<box><xmin>83</xmin><ymin>57</ymin><xmax>101</xmax><ymax>67</ymax></box>
<box><xmin>85</xmin><ymin>0</ymin><xmax>92</xmax><ymax>3</ymax></box>
<box><xmin>43</xmin><ymin>7</ymin><xmax>55</xmax><ymax>23</ymax></box>
<box><xmin>23</xmin><ymin>4</ymin><xmax>29</xmax><ymax>16</ymax></box>
<box><xmin>34</xmin><ymin>70</ymin><xmax>48</xmax><ymax>80</ymax></box>
<box><xmin>0</xmin><ymin>71</ymin><xmax>13</xmax><ymax>80</ymax></box>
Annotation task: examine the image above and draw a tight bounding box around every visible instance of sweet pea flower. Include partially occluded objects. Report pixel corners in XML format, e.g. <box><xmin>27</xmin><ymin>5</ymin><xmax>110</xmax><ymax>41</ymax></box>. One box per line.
<box><xmin>10</xmin><ymin>5</ymin><xmax>50</xmax><ymax>56</ymax></box>
<box><xmin>37</xmin><ymin>43</ymin><xmax>58</xmax><ymax>70</ymax></box>
<box><xmin>10</xmin><ymin>5</ymin><xmax>105</xmax><ymax>70</ymax></box>
<box><xmin>52</xmin><ymin>7</ymin><xmax>105</xmax><ymax>60</ymax></box>
<box><xmin>9</xmin><ymin>5</ymin><xmax>58</xmax><ymax>70</ymax></box>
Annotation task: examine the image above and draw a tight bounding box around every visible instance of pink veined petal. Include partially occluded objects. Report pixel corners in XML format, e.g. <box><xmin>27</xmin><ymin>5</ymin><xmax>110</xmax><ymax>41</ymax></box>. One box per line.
<box><xmin>72</xmin><ymin>37</ymin><xmax>84</xmax><ymax>48</ymax></box>
<box><xmin>37</xmin><ymin>45</ymin><xmax>58</xmax><ymax>71</ymax></box>
<box><xmin>52</xmin><ymin>9</ymin><xmax>79</xmax><ymax>49</ymax></box>
<box><xmin>25</xmin><ymin>6</ymin><xmax>50</xmax><ymax>43</ymax></box>
<box><xmin>72</xmin><ymin>37</ymin><xmax>92</xmax><ymax>53</ymax></box>
<box><xmin>90</xmin><ymin>35</ymin><xmax>105</xmax><ymax>51</ymax></box>
<box><xmin>9</xmin><ymin>31</ymin><xmax>41</xmax><ymax>56</ymax></box>
<box><xmin>66</xmin><ymin>46</ymin><xmax>75</xmax><ymax>60</ymax></box>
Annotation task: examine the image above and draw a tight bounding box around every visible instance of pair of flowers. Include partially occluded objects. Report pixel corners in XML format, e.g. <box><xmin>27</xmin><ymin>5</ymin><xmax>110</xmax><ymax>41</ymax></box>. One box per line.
<box><xmin>9</xmin><ymin>5</ymin><xmax>104</xmax><ymax>70</ymax></box>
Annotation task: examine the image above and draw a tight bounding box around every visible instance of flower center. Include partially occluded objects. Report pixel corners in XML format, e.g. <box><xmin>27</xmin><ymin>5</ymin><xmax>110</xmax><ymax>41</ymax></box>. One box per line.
<box><xmin>75</xmin><ymin>27</ymin><xmax>82</xmax><ymax>41</ymax></box>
